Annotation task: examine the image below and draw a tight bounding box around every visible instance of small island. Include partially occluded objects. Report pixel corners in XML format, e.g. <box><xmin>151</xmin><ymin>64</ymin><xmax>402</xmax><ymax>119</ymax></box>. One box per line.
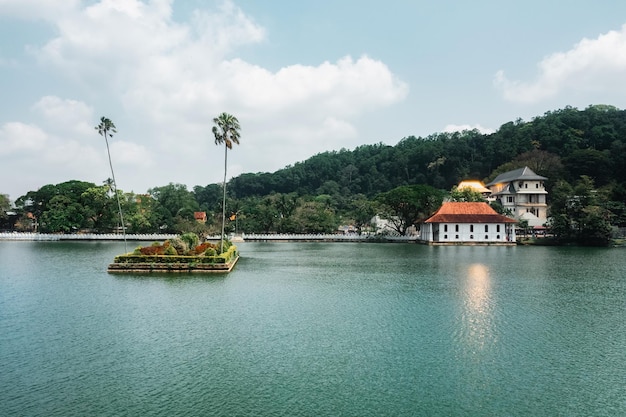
<box><xmin>108</xmin><ymin>233</ymin><xmax>239</xmax><ymax>273</ymax></box>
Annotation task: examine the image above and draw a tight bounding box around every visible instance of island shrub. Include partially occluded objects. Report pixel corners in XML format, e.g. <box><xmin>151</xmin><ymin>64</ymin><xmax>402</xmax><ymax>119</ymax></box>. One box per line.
<box><xmin>180</xmin><ymin>233</ymin><xmax>200</xmax><ymax>251</ymax></box>
<box><xmin>168</xmin><ymin>237</ymin><xmax>188</xmax><ymax>255</ymax></box>
<box><xmin>113</xmin><ymin>241</ymin><xmax>238</xmax><ymax>265</ymax></box>
<box><xmin>135</xmin><ymin>240</ymin><xmax>174</xmax><ymax>255</ymax></box>
<box><xmin>164</xmin><ymin>245</ymin><xmax>177</xmax><ymax>255</ymax></box>
<box><xmin>218</xmin><ymin>239</ymin><xmax>232</xmax><ymax>254</ymax></box>
<box><xmin>199</xmin><ymin>245</ymin><xmax>237</xmax><ymax>263</ymax></box>
<box><xmin>194</xmin><ymin>241</ymin><xmax>217</xmax><ymax>255</ymax></box>
<box><xmin>139</xmin><ymin>244</ymin><xmax>163</xmax><ymax>255</ymax></box>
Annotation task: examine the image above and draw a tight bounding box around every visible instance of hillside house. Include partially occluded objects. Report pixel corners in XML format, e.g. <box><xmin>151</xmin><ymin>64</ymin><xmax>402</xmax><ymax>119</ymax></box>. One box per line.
<box><xmin>419</xmin><ymin>202</ymin><xmax>516</xmax><ymax>245</ymax></box>
<box><xmin>194</xmin><ymin>212</ymin><xmax>207</xmax><ymax>223</ymax></box>
<box><xmin>485</xmin><ymin>167</ymin><xmax>548</xmax><ymax>227</ymax></box>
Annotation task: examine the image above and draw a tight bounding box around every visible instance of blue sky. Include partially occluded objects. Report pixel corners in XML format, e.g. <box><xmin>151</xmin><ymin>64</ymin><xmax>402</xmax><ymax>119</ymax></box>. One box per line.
<box><xmin>2</xmin><ymin>0</ymin><xmax>626</xmax><ymax>201</ymax></box>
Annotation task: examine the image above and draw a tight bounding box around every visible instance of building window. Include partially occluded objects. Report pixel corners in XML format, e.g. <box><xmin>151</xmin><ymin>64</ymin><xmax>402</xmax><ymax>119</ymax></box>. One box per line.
<box><xmin>525</xmin><ymin>183</ymin><xmax>528</xmax><ymax>188</ymax></box>
<box><xmin>470</xmin><ymin>235</ymin><xmax>474</xmax><ymax>239</ymax></box>
<box><xmin>455</xmin><ymin>225</ymin><xmax>459</xmax><ymax>232</ymax></box>
<box><xmin>485</xmin><ymin>225</ymin><xmax>489</xmax><ymax>232</ymax></box>
<box><xmin>444</xmin><ymin>235</ymin><xmax>448</xmax><ymax>240</ymax></box>
<box><xmin>470</xmin><ymin>225</ymin><xmax>474</xmax><ymax>232</ymax></box>
<box><xmin>444</xmin><ymin>225</ymin><xmax>448</xmax><ymax>232</ymax></box>
<box><xmin>497</xmin><ymin>235</ymin><xmax>501</xmax><ymax>240</ymax></box>
<box><xmin>455</xmin><ymin>235</ymin><xmax>459</xmax><ymax>239</ymax></box>
<box><xmin>536</xmin><ymin>183</ymin><xmax>539</xmax><ymax>188</ymax></box>
<box><xmin>507</xmin><ymin>196</ymin><xmax>514</xmax><ymax>203</ymax></box>
<box><xmin>497</xmin><ymin>225</ymin><xmax>501</xmax><ymax>232</ymax></box>
<box><xmin>485</xmin><ymin>235</ymin><xmax>489</xmax><ymax>240</ymax></box>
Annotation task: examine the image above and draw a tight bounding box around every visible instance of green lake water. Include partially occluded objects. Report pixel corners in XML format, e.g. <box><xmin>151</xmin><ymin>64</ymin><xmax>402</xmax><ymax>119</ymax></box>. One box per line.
<box><xmin>1</xmin><ymin>241</ymin><xmax>625</xmax><ymax>416</ymax></box>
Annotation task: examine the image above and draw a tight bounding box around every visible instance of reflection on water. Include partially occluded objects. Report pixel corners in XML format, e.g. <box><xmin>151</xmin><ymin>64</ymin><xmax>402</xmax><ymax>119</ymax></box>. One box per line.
<box><xmin>461</xmin><ymin>263</ymin><xmax>494</xmax><ymax>353</ymax></box>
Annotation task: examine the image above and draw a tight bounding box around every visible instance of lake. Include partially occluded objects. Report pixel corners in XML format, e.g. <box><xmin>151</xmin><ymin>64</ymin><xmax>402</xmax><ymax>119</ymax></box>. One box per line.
<box><xmin>1</xmin><ymin>241</ymin><xmax>624</xmax><ymax>416</ymax></box>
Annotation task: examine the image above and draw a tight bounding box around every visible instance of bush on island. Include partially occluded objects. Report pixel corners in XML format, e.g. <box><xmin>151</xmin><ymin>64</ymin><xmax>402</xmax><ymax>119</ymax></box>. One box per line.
<box><xmin>123</xmin><ymin>233</ymin><xmax>234</xmax><ymax>259</ymax></box>
<box><xmin>180</xmin><ymin>232</ymin><xmax>200</xmax><ymax>251</ymax></box>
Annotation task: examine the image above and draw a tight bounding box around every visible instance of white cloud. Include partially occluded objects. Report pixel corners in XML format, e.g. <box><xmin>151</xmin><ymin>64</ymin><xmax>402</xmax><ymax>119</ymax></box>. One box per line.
<box><xmin>190</xmin><ymin>0</ymin><xmax>265</xmax><ymax>51</ymax></box>
<box><xmin>0</xmin><ymin>119</ymin><xmax>110</xmax><ymax>196</ymax></box>
<box><xmin>495</xmin><ymin>24</ymin><xmax>626</xmax><ymax>103</ymax></box>
<box><xmin>27</xmin><ymin>0</ymin><xmax>407</xmax><ymax>125</ymax></box>
<box><xmin>0</xmin><ymin>0</ymin><xmax>80</xmax><ymax>20</ymax></box>
<box><xmin>109</xmin><ymin>141</ymin><xmax>155</xmax><ymax>168</ymax></box>
<box><xmin>0</xmin><ymin>122</ymin><xmax>48</xmax><ymax>155</ymax></box>
<box><xmin>32</xmin><ymin>96</ymin><xmax>94</xmax><ymax>136</ymax></box>
<box><xmin>443</xmin><ymin>124</ymin><xmax>495</xmax><ymax>135</ymax></box>
<box><xmin>1</xmin><ymin>0</ymin><xmax>409</xmax><ymax>199</ymax></box>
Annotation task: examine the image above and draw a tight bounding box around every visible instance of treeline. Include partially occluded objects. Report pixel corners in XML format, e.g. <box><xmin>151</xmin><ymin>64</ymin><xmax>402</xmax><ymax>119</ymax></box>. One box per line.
<box><xmin>228</xmin><ymin>104</ymin><xmax>626</xmax><ymax>198</ymax></box>
<box><xmin>2</xmin><ymin>105</ymin><xmax>626</xmax><ymax>242</ymax></box>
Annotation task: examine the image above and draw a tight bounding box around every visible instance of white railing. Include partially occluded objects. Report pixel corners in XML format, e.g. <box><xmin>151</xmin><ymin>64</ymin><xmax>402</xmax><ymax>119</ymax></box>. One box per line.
<box><xmin>1</xmin><ymin>232</ymin><xmax>418</xmax><ymax>242</ymax></box>
<box><xmin>226</xmin><ymin>233</ymin><xmax>418</xmax><ymax>242</ymax></box>
<box><xmin>0</xmin><ymin>232</ymin><xmax>61</xmax><ymax>241</ymax></box>
<box><xmin>0</xmin><ymin>232</ymin><xmax>177</xmax><ymax>241</ymax></box>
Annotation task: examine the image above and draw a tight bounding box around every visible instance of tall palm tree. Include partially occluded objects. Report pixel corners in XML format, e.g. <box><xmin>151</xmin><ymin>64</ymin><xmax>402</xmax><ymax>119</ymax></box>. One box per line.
<box><xmin>212</xmin><ymin>112</ymin><xmax>241</xmax><ymax>253</ymax></box>
<box><xmin>95</xmin><ymin>117</ymin><xmax>127</xmax><ymax>252</ymax></box>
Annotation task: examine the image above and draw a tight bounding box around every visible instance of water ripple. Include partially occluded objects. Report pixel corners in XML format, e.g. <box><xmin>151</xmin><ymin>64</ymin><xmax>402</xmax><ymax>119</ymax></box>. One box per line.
<box><xmin>1</xmin><ymin>242</ymin><xmax>625</xmax><ymax>416</ymax></box>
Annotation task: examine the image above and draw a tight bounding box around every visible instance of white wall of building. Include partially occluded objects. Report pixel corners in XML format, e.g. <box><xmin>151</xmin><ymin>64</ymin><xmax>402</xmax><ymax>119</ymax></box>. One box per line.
<box><xmin>422</xmin><ymin>222</ymin><xmax>515</xmax><ymax>243</ymax></box>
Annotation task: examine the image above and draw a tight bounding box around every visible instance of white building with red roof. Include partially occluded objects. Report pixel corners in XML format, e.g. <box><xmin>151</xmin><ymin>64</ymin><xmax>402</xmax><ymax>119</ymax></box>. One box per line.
<box><xmin>419</xmin><ymin>202</ymin><xmax>517</xmax><ymax>245</ymax></box>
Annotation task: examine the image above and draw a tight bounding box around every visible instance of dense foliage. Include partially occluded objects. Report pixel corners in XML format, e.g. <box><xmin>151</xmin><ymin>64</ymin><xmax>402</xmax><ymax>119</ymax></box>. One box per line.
<box><xmin>3</xmin><ymin>105</ymin><xmax>626</xmax><ymax>244</ymax></box>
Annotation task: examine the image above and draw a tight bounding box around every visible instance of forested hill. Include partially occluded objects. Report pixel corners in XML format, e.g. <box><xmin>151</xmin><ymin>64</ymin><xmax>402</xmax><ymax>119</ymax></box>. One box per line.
<box><xmin>225</xmin><ymin>105</ymin><xmax>626</xmax><ymax>199</ymax></box>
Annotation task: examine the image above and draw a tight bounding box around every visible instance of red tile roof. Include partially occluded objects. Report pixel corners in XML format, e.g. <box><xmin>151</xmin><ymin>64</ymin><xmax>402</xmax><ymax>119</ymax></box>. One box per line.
<box><xmin>424</xmin><ymin>202</ymin><xmax>516</xmax><ymax>223</ymax></box>
<box><xmin>194</xmin><ymin>212</ymin><xmax>207</xmax><ymax>221</ymax></box>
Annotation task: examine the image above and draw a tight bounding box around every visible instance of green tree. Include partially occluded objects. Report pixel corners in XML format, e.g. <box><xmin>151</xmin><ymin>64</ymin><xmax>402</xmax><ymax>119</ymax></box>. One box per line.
<box><xmin>349</xmin><ymin>195</ymin><xmax>377</xmax><ymax>235</ymax></box>
<box><xmin>212</xmin><ymin>112</ymin><xmax>241</xmax><ymax>251</ymax></box>
<box><xmin>449</xmin><ymin>186</ymin><xmax>486</xmax><ymax>202</ymax></box>
<box><xmin>123</xmin><ymin>193</ymin><xmax>153</xmax><ymax>233</ymax></box>
<box><xmin>291</xmin><ymin>200</ymin><xmax>338</xmax><ymax>233</ymax></box>
<box><xmin>517</xmin><ymin>219</ymin><xmax>530</xmax><ymax>238</ymax></box>
<box><xmin>39</xmin><ymin>195</ymin><xmax>85</xmax><ymax>233</ymax></box>
<box><xmin>95</xmin><ymin>117</ymin><xmax>127</xmax><ymax>251</ymax></box>
<box><xmin>193</xmin><ymin>183</ymin><xmax>222</xmax><ymax>212</ymax></box>
<box><xmin>376</xmin><ymin>185</ymin><xmax>444</xmax><ymax>235</ymax></box>
<box><xmin>80</xmin><ymin>186</ymin><xmax>117</xmax><ymax>232</ymax></box>
<box><xmin>0</xmin><ymin>194</ymin><xmax>12</xmax><ymax>230</ymax></box>
<box><xmin>15</xmin><ymin>181</ymin><xmax>96</xmax><ymax>232</ymax></box>
<box><xmin>563</xmin><ymin>149</ymin><xmax>612</xmax><ymax>186</ymax></box>
<box><xmin>148</xmin><ymin>183</ymin><xmax>200</xmax><ymax>233</ymax></box>
<box><xmin>547</xmin><ymin>176</ymin><xmax>613</xmax><ymax>245</ymax></box>
<box><xmin>0</xmin><ymin>194</ymin><xmax>10</xmax><ymax>213</ymax></box>
<box><xmin>488</xmin><ymin>199</ymin><xmax>513</xmax><ymax>217</ymax></box>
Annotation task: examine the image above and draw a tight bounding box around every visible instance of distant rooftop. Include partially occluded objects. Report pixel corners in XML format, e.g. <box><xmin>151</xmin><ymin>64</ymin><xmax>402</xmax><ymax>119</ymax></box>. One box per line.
<box><xmin>486</xmin><ymin>166</ymin><xmax>547</xmax><ymax>187</ymax></box>
<box><xmin>457</xmin><ymin>180</ymin><xmax>491</xmax><ymax>193</ymax></box>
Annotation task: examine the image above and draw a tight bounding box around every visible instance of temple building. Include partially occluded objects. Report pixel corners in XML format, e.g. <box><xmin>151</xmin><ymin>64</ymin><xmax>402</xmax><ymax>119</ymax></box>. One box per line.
<box><xmin>419</xmin><ymin>202</ymin><xmax>517</xmax><ymax>245</ymax></box>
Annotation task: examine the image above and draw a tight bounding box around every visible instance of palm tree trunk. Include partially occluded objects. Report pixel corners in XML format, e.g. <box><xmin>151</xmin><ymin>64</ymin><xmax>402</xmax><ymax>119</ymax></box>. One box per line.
<box><xmin>221</xmin><ymin>144</ymin><xmax>227</xmax><ymax>253</ymax></box>
<box><xmin>105</xmin><ymin>136</ymin><xmax>127</xmax><ymax>253</ymax></box>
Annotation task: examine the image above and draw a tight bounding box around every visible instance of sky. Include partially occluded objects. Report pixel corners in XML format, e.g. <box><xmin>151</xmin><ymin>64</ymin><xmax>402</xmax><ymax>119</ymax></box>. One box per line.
<box><xmin>2</xmin><ymin>0</ymin><xmax>626</xmax><ymax>202</ymax></box>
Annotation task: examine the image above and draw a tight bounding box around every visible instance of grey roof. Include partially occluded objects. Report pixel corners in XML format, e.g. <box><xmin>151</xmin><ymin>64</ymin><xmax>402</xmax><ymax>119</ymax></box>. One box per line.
<box><xmin>486</xmin><ymin>166</ymin><xmax>547</xmax><ymax>186</ymax></box>
<box><xmin>492</xmin><ymin>182</ymin><xmax>516</xmax><ymax>196</ymax></box>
